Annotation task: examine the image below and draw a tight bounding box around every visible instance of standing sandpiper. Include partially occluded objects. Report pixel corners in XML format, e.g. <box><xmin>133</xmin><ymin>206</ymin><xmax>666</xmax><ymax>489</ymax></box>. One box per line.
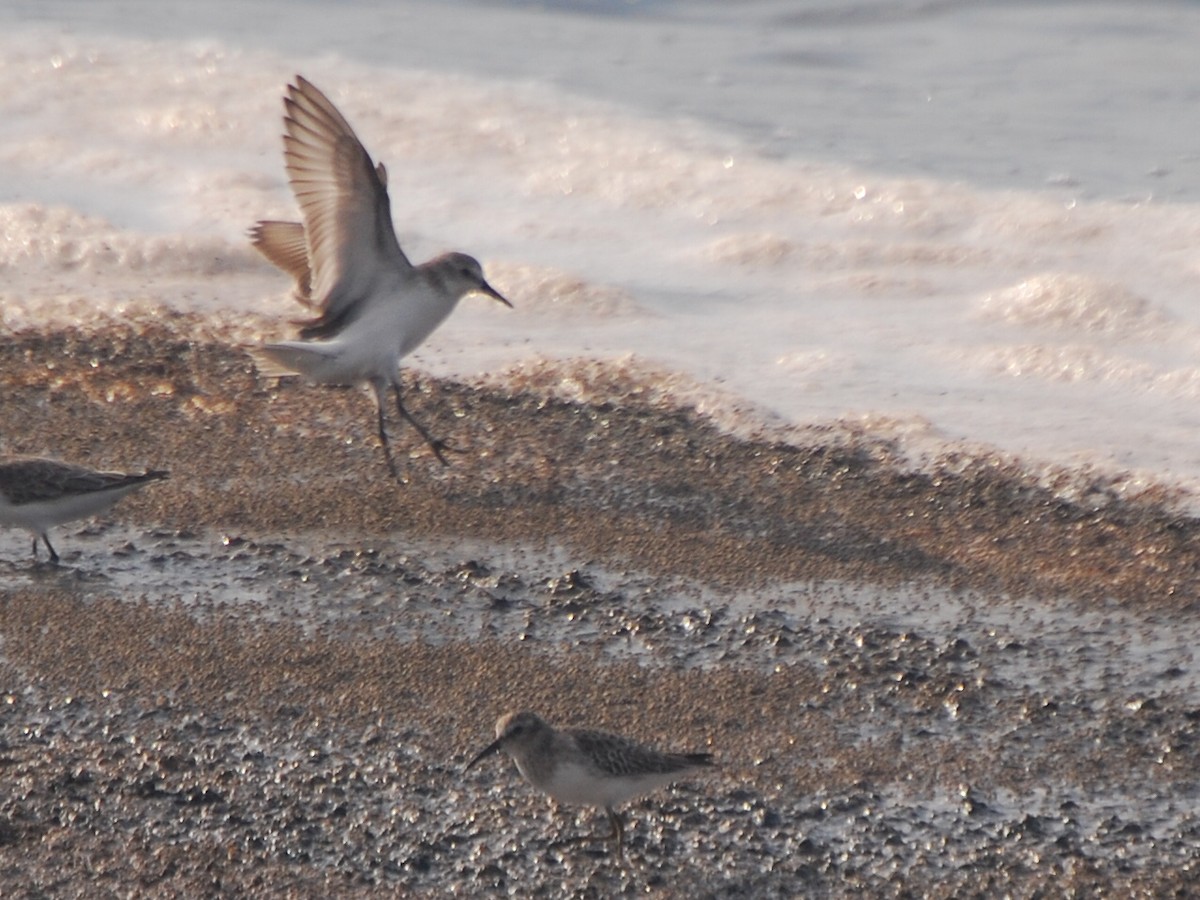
<box><xmin>466</xmin><ymin>710</ymin><xmax>714</xmax><ymax>857</ymax></box>
<box><xmin>0</xmin><ymin>457</ymin><xmax>169</xmax><ymax>564</ymax></box>
<box><xmin>249</xmin><ymin>76</ymin><xmax>511</xmax><ymax>482</ymax></box>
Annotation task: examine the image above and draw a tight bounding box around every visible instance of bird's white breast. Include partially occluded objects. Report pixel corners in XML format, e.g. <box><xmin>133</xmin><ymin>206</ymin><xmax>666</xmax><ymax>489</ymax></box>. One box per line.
<box><xmin>521</xmin><ymin>758</ymin><xmax>680</xmax><ymax>809</ymax></box>
<box><xmin>0</xmin><ymin>485</ymin><xmax>145</xmax><ymax>532</ymax></box>
<box><xmin>312</xmin><ymin>275</ymin><xmax>460</xmax><ymax>382</ymax></box>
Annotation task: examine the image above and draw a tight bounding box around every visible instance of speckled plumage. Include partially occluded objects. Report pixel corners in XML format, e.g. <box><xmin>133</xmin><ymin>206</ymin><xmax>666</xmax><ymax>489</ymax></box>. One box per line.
<box><xmin>570</xmin><ymin>727</ymin><xmax>713</xmax><ymax>779</ymax></box>
<box><xmin>467</xmin><ymin>710</ymin><xmax>713</xmax><ymax>856</ymax></box>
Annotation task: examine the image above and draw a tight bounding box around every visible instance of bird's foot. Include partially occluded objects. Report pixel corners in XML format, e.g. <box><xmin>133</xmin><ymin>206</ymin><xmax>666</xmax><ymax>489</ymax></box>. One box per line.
<box><xmin>427</xmin><ymin>438</ymin><xmax>466</xmax><ymax>467</ymax></box>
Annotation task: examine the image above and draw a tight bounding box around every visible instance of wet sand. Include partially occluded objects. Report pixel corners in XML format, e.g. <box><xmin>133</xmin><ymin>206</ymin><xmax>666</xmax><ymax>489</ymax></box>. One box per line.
<box><xmin>2</xmin><ymin>320</ymin><xmax>1199</xmax><ymax>896</ymax></box>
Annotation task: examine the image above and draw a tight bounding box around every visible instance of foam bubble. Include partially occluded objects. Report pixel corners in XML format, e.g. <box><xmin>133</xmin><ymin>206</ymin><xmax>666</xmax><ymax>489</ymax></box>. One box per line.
<box><xmin>970</xmin><ymin>343</ymin><xmax>1149</xmax><ymax>384</ymax></box>
<box><xmin>0</xmin><ymin>204</ymin><xmax>261</xmax><ymax>278</ymax></box>
<box><xmin>977</xmin><ymin>273</ymin><xmax>1172</xmax><ymax>339</ymax></box>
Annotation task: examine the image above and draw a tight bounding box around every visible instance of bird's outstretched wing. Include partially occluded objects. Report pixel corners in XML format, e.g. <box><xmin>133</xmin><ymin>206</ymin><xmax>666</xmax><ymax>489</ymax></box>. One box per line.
<box><xmin>280</xmin><ymin>76</ymin><xmax>412</xmax><ymax>331</ymax></box>
<box><xmin>248</xmin><ymin>220</ymin><xmax>313</xmax><ymax>305</ymax></box>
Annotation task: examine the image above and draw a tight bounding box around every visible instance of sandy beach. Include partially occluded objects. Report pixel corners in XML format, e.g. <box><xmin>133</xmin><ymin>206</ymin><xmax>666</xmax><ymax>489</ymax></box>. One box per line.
<box><xmin>2</xmin><ymin>319</ymin><xmax>1199</xmax><ymax>897</ymax></box>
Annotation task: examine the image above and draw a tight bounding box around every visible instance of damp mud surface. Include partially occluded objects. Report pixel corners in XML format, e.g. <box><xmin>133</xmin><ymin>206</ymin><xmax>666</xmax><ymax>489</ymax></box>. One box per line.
<box><xmin>1</xmin><ymin>321</ymin><xmax>1199</xmax><ymax>897</ymax></box>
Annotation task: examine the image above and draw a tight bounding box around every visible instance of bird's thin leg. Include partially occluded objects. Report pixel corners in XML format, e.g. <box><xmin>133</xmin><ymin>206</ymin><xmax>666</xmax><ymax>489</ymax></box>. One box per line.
<box><xmin>606</xmin><ymin>807</ymin><xmax>625</xmax><ymax>860</ymax></box>
<box><xmin>559</xmin><ymin>807</ymin><xmax>625</xmax><ymax>858</ymax></box>
<box><xmin>42</xmin><ymin>534</ymin><xmax>60</xmax><ymax>565</ymax></box>
<box><xmin>370</xmin><ymin>379</ymin><xmax>402</xmax><ymax>481</ymax></box>
<box><xmin>30</xmin><ymin>537</ymin><xmax>38</xmax><ymax>560</ymax></box>
<box><xmin>392</xmin><ymin>380</ymin><xmax>454</xmax><ymax>467</ymax></box>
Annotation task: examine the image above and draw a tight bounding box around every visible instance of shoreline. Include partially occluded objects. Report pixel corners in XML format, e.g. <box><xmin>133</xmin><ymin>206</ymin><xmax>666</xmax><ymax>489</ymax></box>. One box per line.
<box><xmin>3</xmin><ymin>320</ymin><xmax>1200</xmax><ymax>608</ymax></box>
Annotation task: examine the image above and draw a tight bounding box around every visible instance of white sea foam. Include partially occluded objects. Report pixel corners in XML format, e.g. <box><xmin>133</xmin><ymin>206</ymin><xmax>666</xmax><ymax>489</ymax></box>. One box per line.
<box><xmin>3</xmin><ymin>2</ymin><xmax>1200</xmax><ymax>504</ymax></box>
<box><xmin>977</xmin><ymin>274</ymin><xmax>1175</xmax><ymax>340</ymax></box>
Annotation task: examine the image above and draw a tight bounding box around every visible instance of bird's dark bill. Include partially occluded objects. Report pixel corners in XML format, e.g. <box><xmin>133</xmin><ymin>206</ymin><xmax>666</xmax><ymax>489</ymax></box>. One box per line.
<box><xmin>480</xmin><ymin>281</ymin><xmax>512</xmax><ymax>308</ymax></box>
<box><xmin>466</xmin><ymin>738</ymin><xmax>503</xmax><ymax>770</ymax></box>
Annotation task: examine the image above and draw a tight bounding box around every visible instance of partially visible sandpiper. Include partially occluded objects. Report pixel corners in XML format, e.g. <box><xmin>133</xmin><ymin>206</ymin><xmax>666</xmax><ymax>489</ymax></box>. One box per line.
<box><xmin>0</xmin><ymin>458</ymin><xmax>169</xmax><ymax>564</ymax></box>
<box><xmin>249</xmin><ymin>76</ymin><xmax>511</xmax><ymax>482</ymax></box>
<box><xmin>466</xmin><ymin>710</ymin><xmax>714</xmax><ymax>857</ymax></box>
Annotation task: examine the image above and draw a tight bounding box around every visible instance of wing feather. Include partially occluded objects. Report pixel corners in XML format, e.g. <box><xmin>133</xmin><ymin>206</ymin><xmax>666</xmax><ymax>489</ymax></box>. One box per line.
<box><xmin>570</xmin><ymin>729</ymin><xmax>713</xmax><ymax>778</ymax></box>
<box><xmin>0</xmin><ymin>458</ymin><xmax>168</xmax><ymax>506</ymax></box>
<box><xmin>248</xmin><ymin>220</ymin><xmax>313</xmax><ymax>304</ymax></box>
<box><xmin>280</xmin><ymin>76</ymin><xmax>411</xmax><ymax>327</ymax></box>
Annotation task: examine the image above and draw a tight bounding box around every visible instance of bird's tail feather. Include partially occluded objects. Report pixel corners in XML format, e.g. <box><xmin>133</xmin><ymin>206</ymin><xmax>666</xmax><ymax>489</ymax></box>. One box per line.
<box><xmin>247</xmin><ymin>343</ymin><xmax>339</xmax><ymax>379</ymax></box>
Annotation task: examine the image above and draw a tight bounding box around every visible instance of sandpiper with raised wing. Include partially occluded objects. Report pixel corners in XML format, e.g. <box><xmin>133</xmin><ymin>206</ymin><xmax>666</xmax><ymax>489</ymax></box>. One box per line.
<box><xmin>250</xmin><ymin>76</ymin><xmax>511</xmax><ymax>481</ymax></box>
